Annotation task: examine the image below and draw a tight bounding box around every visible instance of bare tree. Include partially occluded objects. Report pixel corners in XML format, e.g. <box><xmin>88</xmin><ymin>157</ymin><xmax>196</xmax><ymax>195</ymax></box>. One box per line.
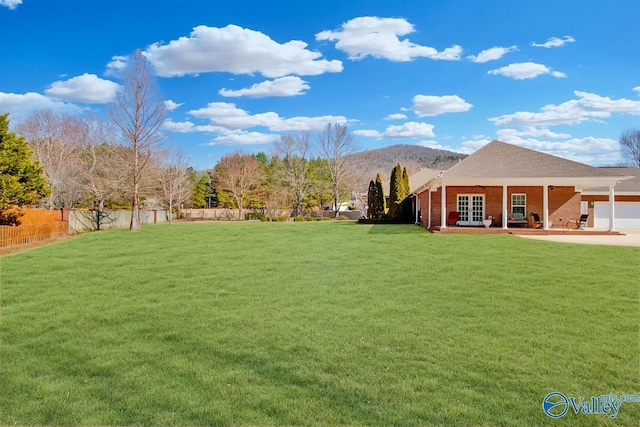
<box><xmin>17</xmin><ymin>109</ymin><xmax>84</xmax><ymax>208</ymax></box>
<box><xmin>273</xmin><ymin>133</ymin><xmax>313</xmax><ymax>216</ymax></box>
<box><xmin>159</xmin><ymin>148</ymin><xmax>191</xmax><ymax>223</ymax></box>
<box><xmin>620</xmin><ymin>129</ymin><xmax>640</xmax><ymax>167</ymax></box>
<box><xmin>109</xmin><ymin>49</ymin><xmax>166</xmax><ymax>231</ymax></box>
<box><xmin>317</xmin><ymin>123</ymin><xmax>359</xmax><ymax>215</ymax></box>
<box><xmin>75</xmin><ymin>116</ymin><xmax>128</xmax><ymax>212</ymax></box>
<box><xmin>211</xmin><ymin>151</ymin><xmax>265</xmax><ymax>219</ymax></box>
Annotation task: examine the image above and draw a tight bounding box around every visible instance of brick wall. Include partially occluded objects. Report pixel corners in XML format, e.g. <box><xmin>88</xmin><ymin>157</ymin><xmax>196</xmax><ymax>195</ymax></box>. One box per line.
<box><xmin>418</xmin><ymin>185</ymin><xmax>581</xmax><ymax>228</ymax></box>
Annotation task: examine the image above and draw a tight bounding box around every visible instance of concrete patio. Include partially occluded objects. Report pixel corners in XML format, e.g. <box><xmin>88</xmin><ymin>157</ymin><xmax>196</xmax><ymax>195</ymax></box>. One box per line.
<box><xmin>430</xmin><ymin>225</ymin><xmax>640</xmax><ymax>247</ymax></box>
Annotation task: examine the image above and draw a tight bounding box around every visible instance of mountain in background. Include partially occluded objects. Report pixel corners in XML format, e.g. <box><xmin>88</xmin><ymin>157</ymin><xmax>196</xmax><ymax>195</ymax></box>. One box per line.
<box><xmin>347</xmin><ymin>144</ymin><xmax>466</xmax><ymax>191</ymax></box>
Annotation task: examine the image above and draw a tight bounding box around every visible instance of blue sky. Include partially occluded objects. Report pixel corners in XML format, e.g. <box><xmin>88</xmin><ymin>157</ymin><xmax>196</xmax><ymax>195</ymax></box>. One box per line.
<box><xmin>1</xmin><ymin>0</ymin><xmax>639</xmax><ymax>170</ymax></box>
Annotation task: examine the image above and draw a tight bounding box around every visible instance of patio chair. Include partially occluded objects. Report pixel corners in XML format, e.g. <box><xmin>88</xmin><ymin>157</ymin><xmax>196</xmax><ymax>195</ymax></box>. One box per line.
<box><xmin>446</xmin><ymin>211</ymin><xmax>460</xmax><ymax>226</ymax></box>
<box><xmin>530</xmin><ymin>212</ymin><xmax>543</xmax><ymax>229</ymax></box>
<box><xmin>578</xmin><ymin>214</ymin><xmax>589</xmax><ymax>229</ymax></box>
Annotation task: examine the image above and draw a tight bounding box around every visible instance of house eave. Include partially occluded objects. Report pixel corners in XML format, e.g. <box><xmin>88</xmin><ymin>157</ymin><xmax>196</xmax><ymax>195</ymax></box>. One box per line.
<box><xmin>420</xmin><ymin>176</ymin><xmax>630</xmax><ymax>190</ymax></box>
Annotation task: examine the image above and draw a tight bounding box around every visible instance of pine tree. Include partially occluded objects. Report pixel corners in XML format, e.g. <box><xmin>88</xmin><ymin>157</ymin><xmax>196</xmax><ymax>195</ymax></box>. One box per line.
<box><xmin>0</xmin><ymin>113</ymin><xmax>50</xmax><ymax>222</ymax></box>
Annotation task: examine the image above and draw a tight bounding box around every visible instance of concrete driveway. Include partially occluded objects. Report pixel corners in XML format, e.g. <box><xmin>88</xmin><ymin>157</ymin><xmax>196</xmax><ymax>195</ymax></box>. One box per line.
<box><xmin>517</xmin><ymin>228</ymin><xmax>640</xmax><ymax>247</ymax></box>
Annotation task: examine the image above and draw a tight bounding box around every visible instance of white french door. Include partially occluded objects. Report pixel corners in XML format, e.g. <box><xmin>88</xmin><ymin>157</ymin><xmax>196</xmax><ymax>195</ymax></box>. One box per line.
<box><xmin>457</xmin><ymin>194</ymin><xmax>484</xmax><ymax>226</ymax></box>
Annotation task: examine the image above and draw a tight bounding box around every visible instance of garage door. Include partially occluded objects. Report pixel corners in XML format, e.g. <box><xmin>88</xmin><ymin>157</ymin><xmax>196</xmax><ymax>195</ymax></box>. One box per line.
<box><xmin>594</xmin><ymin>202</ymin><xmax>640</xmax><ymax>228</ymax></box>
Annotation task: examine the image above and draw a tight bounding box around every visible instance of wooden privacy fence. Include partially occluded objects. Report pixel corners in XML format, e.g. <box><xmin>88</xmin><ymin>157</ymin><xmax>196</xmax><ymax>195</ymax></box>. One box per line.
<box><xmin>0</xmin><ymin>209</ymin><xmax>68</xmax><ymax>248</ymax></box>
<box><xmin>0</xmin><ymin>222</ymin><xmax>68</xmax><ymax>248</ymax></box>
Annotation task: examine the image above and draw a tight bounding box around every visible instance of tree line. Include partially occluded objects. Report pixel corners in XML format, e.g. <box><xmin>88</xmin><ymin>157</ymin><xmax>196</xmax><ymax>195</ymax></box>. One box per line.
<box><xmin>205</xmin><ymin>123</ymin><xmax>364</xmax><ymax>219</ymax></box>
<box><xmin>5</xmin><ymin>47</ymin><xmax>637</xmax><ymax>229</ymax></box>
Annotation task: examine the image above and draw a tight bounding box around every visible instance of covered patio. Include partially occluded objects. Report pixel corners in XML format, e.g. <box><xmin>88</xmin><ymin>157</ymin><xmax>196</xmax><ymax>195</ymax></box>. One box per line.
<box><xmin>413</xmin><ymin>141</ymin><xmax>634</xmax><ymax>233</ymax></box>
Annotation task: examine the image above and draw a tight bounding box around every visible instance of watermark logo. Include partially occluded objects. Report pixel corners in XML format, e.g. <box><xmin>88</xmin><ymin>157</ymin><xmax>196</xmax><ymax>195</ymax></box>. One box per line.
<box><xmin>542</xmin><ymin>392</ymin><xmax>568</xmax><ymax>418</ymax></box>
<box><xmin>543</xmin><ymin>392</ymin><xmax>639</xmax><ymax>419</ymax></box>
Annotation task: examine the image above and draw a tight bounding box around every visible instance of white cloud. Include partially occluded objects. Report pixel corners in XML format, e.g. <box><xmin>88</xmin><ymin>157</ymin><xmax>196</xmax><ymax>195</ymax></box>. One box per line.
<box><xmin>270</xmin><ymin>115</ymin><xmax>347</xmax><ymax>132</ymax></box>
<box><xmin>219</xmin><ymin>76</ymin><xmax>310</xmax><ymax>98</ymax></box>
<box><xmin>531</xmin><ymin>35</ymin><xmax>575</xmax><ymax>48</ymax></box>
<box><xmin>0</xmin><ymin>0</ymin><xmax>21</xmax><ymax>10</ymax></box>
<box><xmin>353</xmin><ymin>129</ymin><xmax>382</xmax><ymax>137</ymax></box>
<box><xmin>385</xmin><ymin>113</ymin><xmax>407</xmax><ymax>120</ymax></box>
<box><xmin>411</xmin><ymin>94</ymin><xmax>472</xmax><ymax>117</ymax></box>
<box><xmin>416</xmin><ymin>140</ymin><xmax>457</xmax><ymax>151</ymax></box>
<box><xmin>496</xmin><ymin>127</ymin><xmax>571</xmax><ymax>141</ymax></box>
<box><xmin>164</xmin><ymin>100</ymin><xmax>183</xmax><ymax>111</ymax></box>
<box><xmin>316</xmin><ymin>16</ymin><xmax>462</xmax><ymax>61</ymax></box>
<box><xmin>488</xmin><ymin>62</ymin><xmax>566</xmax><ymax>80</ymax></box>
<box><xmin>163</xmin><ymin>119</ymin><xmax>198</xmax><ymax>133</ymax></box>
<box><xmin>383</xmin><ymin>122</ymin><xmax>435</xmax><ymax>139</ymax></box>
<box><xmin>45</xmin><ymin>73</ymin><xmax>120</xmax><ymax>103</ymax></box>
<box><xmin>495</xmin><ymin>134</ymin><xmax>620</xmax><ymax>165</ymax></box>
<box><xmin>634</xmin><ymin>86</ymin><xmax>640</xmax><ymax>94</ymax></box>
<box><xmin>187</xmin><ymin>102</ymin><xmax>346</xmax><ymax>133</ymax></box>
<box><xmin>0</xmin><ymin>92</ymin><xmax>81</xmax><ymax>121</ymax></box>
<box><xmin>467</xmin><ymin>46</ymin><xmax>517</xmax><ymax>63</ymax></box>
<box><xmin>206</xmin><ymin>130</ymin><xmax>279</xmax><ymax>146</ymax></box>
<box><xmin>105</xmin><ymin>55</ymin><xmax>129</xmax><ymax>77</ymax></box>
<box><xmin>144</xmin><ymin>25</ymin><xmax>343</xmax><ymax>78</ymax></box>
<box><xmin>189</xmin><ymin>102</ymin><xmax>279</xmax><ymax>129</ymax></box>
<box><xmin>490</xmin><ymin>91</ymin><xmax>640</xmax><ymax>127</ymax></box>
<box><xmin>353</xmin><ymin>121</ymin><xmax>435</xmax><ymax>139</ymax></box>
<box><xmin>431</xmin><ymin>45</ymin><xmax>463</xmax><ymax>61</ymax></box>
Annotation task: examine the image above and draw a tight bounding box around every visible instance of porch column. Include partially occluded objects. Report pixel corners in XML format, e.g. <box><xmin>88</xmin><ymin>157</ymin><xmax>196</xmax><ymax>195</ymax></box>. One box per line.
<box><xmin>441</xmin><ymin>184</ymin><xmax>447</xmax><ymax>228</ymax></box>
<box><xmin>543</xmin><ymin>184</ymin><xmax>549</xmax><ymax>230</ymax></box>
<box><xmin>428</xmin><ymin>189</ymin><xmax>432</xmax><ymax>229</ymax></box>
<box><xmin>502</xmin><ymin>185</ymin><xmax>508</xmax><ymax>229</ymax></box>
<box><xmin>609</xmin><ymin>184</ymin><xmax>616</xmax><ymax>232</ymax></box>
<box><xmin>414</xmin><ymin>194</ymin><xmax>419</xmax><ymax>224</ymax></box>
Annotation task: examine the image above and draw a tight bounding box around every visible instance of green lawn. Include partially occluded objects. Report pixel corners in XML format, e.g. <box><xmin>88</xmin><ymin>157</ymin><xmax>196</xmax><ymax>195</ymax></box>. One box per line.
<box><xmin>0</xmin><ymin>221</ymin><xmax>638</xmax><ymax>426</ymax></box>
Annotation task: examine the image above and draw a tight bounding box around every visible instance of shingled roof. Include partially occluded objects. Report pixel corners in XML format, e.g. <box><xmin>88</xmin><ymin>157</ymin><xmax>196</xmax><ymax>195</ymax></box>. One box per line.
<box><xmin>412</xmin><ymin>140</ymin><xmax>634</xmax><ymax>194</ymax></box>
<box><xmin>583</xmin><ymin>167</ymin><xmax>640</xmax><ymax>193</ymax></box>
<box><xmin>442</xmin><ymin>140</ymin><xmax>624</xmax><ymax>179</ymax></box>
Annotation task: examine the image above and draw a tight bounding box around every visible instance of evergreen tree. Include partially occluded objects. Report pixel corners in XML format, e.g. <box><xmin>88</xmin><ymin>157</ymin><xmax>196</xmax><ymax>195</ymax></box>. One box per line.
<box><xmin>367</xmin><ymin>180</ymin><xmax>377</xmax><ymax>218</ymax></box>
<box><xmin>387</xmin><ymin>163</ymin><xmax>402</xmax><ymax>219</ymax></box>
<box><xmin>401</xmin><ymin>166</ymin><xmax>410</xmax><ymax>199</ymax></box>
<box><xmin>375</xmin><ymin>173</ymin><xmax>385</xmax><ymax>215</ymax></box>
<box><xmin>192</xmin><ymin>175</ymin><xmax>210</xmax><ymax>208</ymax></box>
<box><xmin>0</xmin><ymin>114</ymin><xmax>50</xmax><ymax>222</ymax></box>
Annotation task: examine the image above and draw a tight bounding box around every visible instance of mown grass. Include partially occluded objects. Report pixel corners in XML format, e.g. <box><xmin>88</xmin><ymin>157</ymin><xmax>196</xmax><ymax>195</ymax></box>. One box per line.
<box><xmin>0</xmin><ymin>221</ymin><xmax>638</xmax><ymax>426</ymax></box>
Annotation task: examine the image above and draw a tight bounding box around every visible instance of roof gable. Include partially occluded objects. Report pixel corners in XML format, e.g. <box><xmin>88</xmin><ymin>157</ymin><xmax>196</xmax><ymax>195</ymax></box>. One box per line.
<box><xmin>409</xmin><ymin>168</ymin><xmax>441</xmax><ymax>193</ymax></box>
<box><xmin>442</xmin><ymin>140</ymin><xmax>623</xmax><ymax>179</ymax></box>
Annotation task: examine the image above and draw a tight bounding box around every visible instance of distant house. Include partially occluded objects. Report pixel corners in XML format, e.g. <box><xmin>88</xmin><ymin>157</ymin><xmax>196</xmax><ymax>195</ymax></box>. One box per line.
<box><xmin>412</xmin><ymin>140</ymin><xmax>635</xmax><ymax>231</ymax></box>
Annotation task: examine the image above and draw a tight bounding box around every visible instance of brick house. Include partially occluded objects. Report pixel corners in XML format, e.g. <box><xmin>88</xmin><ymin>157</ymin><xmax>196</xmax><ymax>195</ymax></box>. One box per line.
<box><xmin>412</xmin><ymin>140</ymin><xmax>634</xmax><ymax>231</ymax></box>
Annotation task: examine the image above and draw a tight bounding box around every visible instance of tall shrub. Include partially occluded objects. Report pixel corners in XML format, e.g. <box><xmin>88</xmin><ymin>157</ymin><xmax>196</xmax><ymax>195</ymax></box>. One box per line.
<box><xmin>375</xmin><ymin>173</ymin><xmax>385</xmax><ymax>215</ymax></box>
<box><xmin>387</xmin><ymin>163</ymin><xmax>402</xmax><ymax>219</ymax></box>
<box><xmin>367</xmin><ymin>180</ymin><xmax>377</xmax><ymax>218</ymax></box>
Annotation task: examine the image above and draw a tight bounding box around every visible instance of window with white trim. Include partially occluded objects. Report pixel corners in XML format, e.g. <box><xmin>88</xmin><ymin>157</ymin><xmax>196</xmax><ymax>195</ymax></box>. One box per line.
<box><xmin>512</xmin><ymin>194</ymin><xmax>526</xmax><ymax>215</ymax></box>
